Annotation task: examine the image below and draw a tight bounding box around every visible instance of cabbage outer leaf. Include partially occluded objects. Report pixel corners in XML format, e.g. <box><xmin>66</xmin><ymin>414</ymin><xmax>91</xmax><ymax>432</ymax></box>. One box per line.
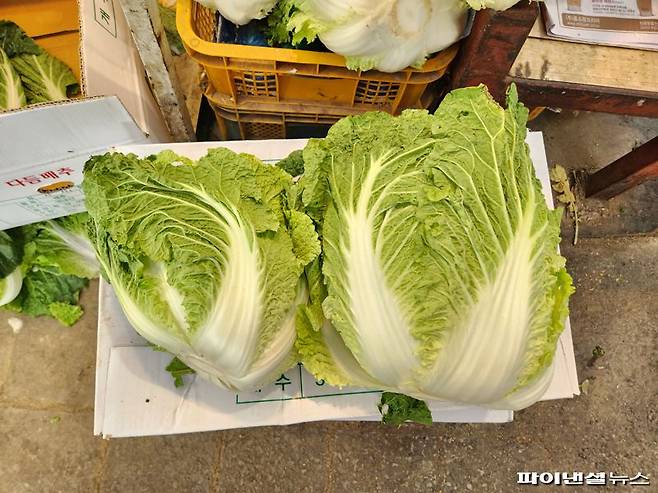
<box><xmin>11</xmin><ymin>53</ymin><xmax>79</xmax><ymax>104</ymax></box>
<box><xmin>23</xmin><ymin>213</ymin><xmax>99</xmax><ymax>279</ymax></box>
<box><xmin>0</xmin><ymin>267</ymin><xmax>23</xmax><ymax>307</ymax></box>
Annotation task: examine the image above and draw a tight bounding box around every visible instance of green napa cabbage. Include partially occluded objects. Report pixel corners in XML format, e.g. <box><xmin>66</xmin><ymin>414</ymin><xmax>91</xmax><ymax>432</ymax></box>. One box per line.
<box><xmin>83</xmin><ymin>148</ymin><xmax>320</xmax><ymax>391</ymax></box>
<box><xmin>0</xmin><ymin>20</ymin><xmax>41</xmax><ymax>58</ymax></box>
<box><xmin>11</xmin><ymin>52</ymin><xmax>79</xmax><ymax>104</ymax></box>
<box><xmin>0</xmin><ymin>46</ymin><xmax>26</xmax><ymax>110</ymax></box>
<box><xmin>296</xmin><ymin>85</ymin><xmax>574</xmax><ymax>410</ymax></box>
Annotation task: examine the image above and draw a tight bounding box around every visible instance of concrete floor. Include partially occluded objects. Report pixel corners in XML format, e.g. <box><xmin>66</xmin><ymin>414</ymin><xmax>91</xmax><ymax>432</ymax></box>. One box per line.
<box><xmin>0</xmin><ymin>110</ymin><xmax>656</xmax><ymax>493</ymax></box>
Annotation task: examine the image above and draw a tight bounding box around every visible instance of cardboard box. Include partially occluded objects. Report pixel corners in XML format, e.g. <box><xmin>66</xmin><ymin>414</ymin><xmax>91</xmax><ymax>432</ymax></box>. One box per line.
<box><xmin>0</xmin><ymin>0</ymin><xmax>170</xmax><ymax>229</ymax></box>
<box><xmin>94</xmin><ymin>133</ymin><xmax>580</xmax><ymax>438</ymax></box>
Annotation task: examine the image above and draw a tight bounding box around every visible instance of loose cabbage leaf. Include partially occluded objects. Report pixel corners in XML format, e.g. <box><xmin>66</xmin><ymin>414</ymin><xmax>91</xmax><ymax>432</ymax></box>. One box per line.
<box><xmin>47</xmin><ymin>301</ymin><xmax>84</xmax><ymax>326</ymax></box>
<box><xmin>11</xmin><ymin>53</ymin><xmax>79</xmax><ymax>104</ymax></box>
<box><xmin>0</xmin><ymin>230</ymin><xmax>22</xmax><ymax>278</ymax></box>
<box><xmin>166</xmin><ymin>356</ymin><xmax>196</xmax><ymax>388</ymax></box>
<box><xmin>378</xmin><ymin>392</ymin><xmax>432</xmax><ymax>426</ymax></box>
<box><xmin>23</xmin><ymin>213</ymin><xmax>99</xmax><ymax>279</ymax></box>
<box><xmin>0</xmin><ymin>46</ymin><xmax>26</xmax><ymax>110</ymax></box>
<box><xmin>4</xmin><ymin>265</ymin><xmax>87</xmax><ymax>318</ymax></box>
<box><xmin>2</xmin><ymin>214</ymin><xmax>97</xmax><ymax>322</ymax></box>
<box><xmin>296</xmin><ymin>85</ymin><xmax>573</xmax><ymax>410</ymax></box>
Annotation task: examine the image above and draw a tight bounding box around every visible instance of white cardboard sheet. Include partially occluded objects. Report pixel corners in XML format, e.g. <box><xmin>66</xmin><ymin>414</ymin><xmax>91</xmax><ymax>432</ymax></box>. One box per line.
<box><xmin>94</xmin><ymin>133</ymin><xmax>580</xmax><ymax>437</ymax></box>
<box><xmin>0</xmin><ymin>97</ymin><xmax>151</xmax><ymax>229</ymax></box>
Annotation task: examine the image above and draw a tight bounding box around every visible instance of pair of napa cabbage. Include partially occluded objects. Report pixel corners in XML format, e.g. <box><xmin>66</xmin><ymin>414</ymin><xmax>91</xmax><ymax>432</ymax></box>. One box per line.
<box><xmin>82</xmin><ymin>86</ymin><xmax>572</xmax><ymax>411</ymax></box>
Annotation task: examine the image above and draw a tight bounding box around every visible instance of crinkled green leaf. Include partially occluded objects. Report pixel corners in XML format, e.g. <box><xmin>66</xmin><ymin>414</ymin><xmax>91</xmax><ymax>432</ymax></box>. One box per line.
<box><xmin>23</xmin><ymin>213</ymin><xmax>99</xmax><ymax>279</ymax></box>
<box><xmin>276</xmin><ymin>149</ymin><xmax>305</xmax><ymax>177</ymax></box>
<box><xmin>0</xmin><ymin>20</ymin><xmax>41</xmax><ymax>58</ymax></box>
<box><xmin>378</xmin><ymin>392</ymin><xmax>432</xmax><ymax>426</ymax></box>
<box><xmin>4</xmin><ymin>265</ymin><xmax>87</xmax><ymax>318</ymax></box>
<box><xmin>48</xmin><ymin>301</ymin><xmax>83</xmax><ymax>326</ymax></box>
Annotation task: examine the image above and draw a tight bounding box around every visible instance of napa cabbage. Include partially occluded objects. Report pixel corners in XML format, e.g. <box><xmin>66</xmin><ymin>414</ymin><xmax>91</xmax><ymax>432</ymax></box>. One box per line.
<box><xmin>196</xmin><ymin>0</ymin><xmax>278</xmax><ymax>25</ymax></box>
<box><xmin>11</xmin><ymin>53</ymin><xmax>79</xmax><ymax>104</ymax></box>
<box><xmin>465</xmin><ymin>0</ymin><xmax>522</xmax><ymax>10</ymax></box>
<box><xmin>296</xmin><ymin>85</ymin><xmax>574</xmax><ymax>410</ymax></box>
<box><xmin>0</xmin><ymin>230</ymin><xmax>22</xmax><ymax>306</ymax></box>
<box><xmin>0</xmin><ymin>47</ymin><xmax>26</xmax><ymax>110</ymax></box>
<box><xmin>286</xmin><ymin>0</ymin><xmax>468</xmax><ymax>72</ymax></box>
<box><xmin>83</xmin><ymin>148</ymin><xmax>319</xmax><ymax>391</ymax></box>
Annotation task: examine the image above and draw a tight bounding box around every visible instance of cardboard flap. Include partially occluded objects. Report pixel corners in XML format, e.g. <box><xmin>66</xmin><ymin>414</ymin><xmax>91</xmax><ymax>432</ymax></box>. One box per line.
<box><xmin>0</xmin><ymin>97</ymin><xmax>150</xmax><ymax>229</ymax></box>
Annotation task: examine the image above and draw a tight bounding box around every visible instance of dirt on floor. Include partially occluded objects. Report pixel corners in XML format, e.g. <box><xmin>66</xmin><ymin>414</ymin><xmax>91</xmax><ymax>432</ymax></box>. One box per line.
<box><xmin>0</xmin><ymin>109</ymin><xmax>656</xmax><ymax>493</ymax></box>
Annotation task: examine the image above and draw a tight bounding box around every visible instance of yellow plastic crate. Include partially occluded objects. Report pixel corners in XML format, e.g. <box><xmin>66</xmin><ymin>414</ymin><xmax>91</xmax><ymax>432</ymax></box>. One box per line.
<box><xmin>178</xmin><ymin>0</ymin><xmax>459</xmax><ymax>115</ymax></box>
<box><xmin>209</xmin><ymin>99</ymin><xmax>344</xmax><ymax>140</ymax></box>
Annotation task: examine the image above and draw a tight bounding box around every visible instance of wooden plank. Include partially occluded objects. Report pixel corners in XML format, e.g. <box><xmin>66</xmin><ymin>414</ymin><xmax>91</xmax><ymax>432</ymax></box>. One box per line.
<box><xmin>451</xmin><ymin>2</ymin><xmax>539</xmax><ymax>102</ymax></box>
<box><xmin>119</xmin><ymin>0</ymin><xmax>195</xmax><ymax>142</ymax></box>
<box><xmin>585</xmin><ymin>136</ymin><xmax>658</xmax><ymax>199</ymax></box>
<box><xmin>511</xmin><ymin>37</ymin><xmax>658</xmax><ymax>93</ymax></box>
<box><xmin>511</xmin><ymin>77</ymin><xmax>658</xmax><ymax>117</ymax></box>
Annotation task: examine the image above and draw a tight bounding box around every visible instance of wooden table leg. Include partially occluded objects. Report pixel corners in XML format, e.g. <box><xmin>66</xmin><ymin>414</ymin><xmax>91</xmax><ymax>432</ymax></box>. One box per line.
<box><xmin>585</xmin><ymin>136</ymin><xmax>658</xmax><ymax>199</ymax></box>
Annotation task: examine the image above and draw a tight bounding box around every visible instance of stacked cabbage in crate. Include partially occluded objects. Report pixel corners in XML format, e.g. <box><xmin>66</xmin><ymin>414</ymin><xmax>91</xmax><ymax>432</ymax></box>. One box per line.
<box><xmin>179</xmin><ymin>0</ymin><xmax>523</xmax><ymax>139</ymax></box>
<box><xmin>198</xmin><ymin>0</ymin><xmax>519</xmax><ymax>72</ymax></box>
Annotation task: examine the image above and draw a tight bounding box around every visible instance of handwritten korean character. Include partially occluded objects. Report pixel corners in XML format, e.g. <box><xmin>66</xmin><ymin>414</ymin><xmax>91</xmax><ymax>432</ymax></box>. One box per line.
<box><xmin>57</xmin><ymin>167</ymin><xmax>75</xmax><ymax>176</ymax></box>
<box><xmin>274</xmin><ymin>374</ymin><xmax>291</xmax><ymax>391</ymax></box>
<box><xmin>6</xmin><ymin>179</ymin><xmax>26</xmax><ymax>187</ymax></box>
